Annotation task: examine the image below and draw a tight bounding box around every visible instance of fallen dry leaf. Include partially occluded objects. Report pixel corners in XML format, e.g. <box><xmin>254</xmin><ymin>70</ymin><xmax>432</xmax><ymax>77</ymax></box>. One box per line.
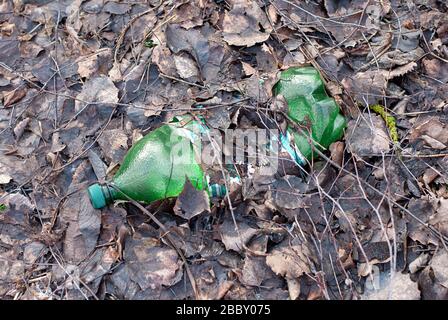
<box><xmin>429</xmin><ymin>198</ymin><xmax>448</xmax><ymax>238</ymax></box>
<box><xmin>346</xmin><ymin>115</ymin><xmax>391</xmax><ymax>158</ymax></box>
<box><xmin>409</xmin><ymin>253</ymin><xmax>429</xmax><ymax>274</ymax></box>
<box><xmin>173</xmin><ymin>179</ymin><xmax>210</xmax><ymax>220</ymax></box>
<box><xmin>75</xmin><ymin>76</ymin><xmax>119</xmax><ymax>114</ymax></box>
<box><xmin>266</xmin><ymin>239</ymin><xmax>312</xmax><ymax>279</ymax></box>
<box><xmin>1</xmin><ymin>0</ymin><xmax>448</xmax><ymax>301</ymax></box>
<box><xmin>60</xmin><ymin>190</ymin><xmax>101</xmax><ymax>264</ymax></box>
<box><xmin>239</xmin><ymin>255</ymin><xmax>273</xmax><ymax>287</ymax></box>
<box><xmin>272</xmin><ymin>175</ymin><xmax>308</xmax><ymax>210</ymax></box>
<box><xmin>152</xmin><ymin>45</ymin><xmax>177</xmax><ymax>77</ymax></box>
<box><xmin>125</xmin><ymin>236</ymin><xmax>183</xmax><ymax>291</ymax></box>
<box><xmin>59</xmin><ymin>161</ymin><xmax>101</xmax><ymax>264</ymax></box>
<box><xmin>3</xmin><ymin>87</ymin><xmax>26</xmax><ymax>107</ymax></box>
<box><xmin>286</xmin><ymin>277</ymin><xmax>301</xmax><ymax>300</ymax></box>
<box><xmin>409</xmin><ymin>117</ymin><xmax>448</xmax><ymax>150</ymax></box>
<box><xmin>172</xmin><ymin>1</ymin><xmax>203</xmax><ymax>30</ymax></box>
<box><xmin>219</xmin><ymin>215</ymin><xmax>258</xmax><ymax>253</ymax></box>
<box><xmin>222</xmin><ymin>0</ymin><xmax>272</xmax><ymax>47</ymax></box>
<box><xmin>0</xmin><ymin>250</ymin><xmax>24</xmax><ymax>297</ymax></box>
<box><xmin>173</xmin><ymin>54</ymin><xmax>199</xmax><ymax>80</ymax></box>
<box><xmin>430</xmin><ymin>250</ymin><xmax>448</xmax><ymax>288</ymax></box>
<box><xmin>422</xmin><ymin>57</ymin><xmax>448</xmax><ymax>83</ymax></box>
<box><xmin>165</xmin><ymin>24</ymin><xmax>209</xmax><ymax>75</ymax></box>
<box><xmin>342</xmin><ymin>70</ymin><xmax>387</xmax><ymax>106</ymax></box>
<box><xmin>407</xmin><ymin>196</ymin><xmax>440</xmax><ymax>246</ymax></box>
<box><xmin>97</xmin><ymin>129</ymin><xmax>129</xmax><ymax>164</ymax></box>
<box><xmin>363</xmin><ymin>272</ymin><xmax>420</xmax><ymax>300</ymax></box>
<box><xmin>0</xmin><ymin>173</ymin><xmax>12</xmax><ymax>184</ymax></box>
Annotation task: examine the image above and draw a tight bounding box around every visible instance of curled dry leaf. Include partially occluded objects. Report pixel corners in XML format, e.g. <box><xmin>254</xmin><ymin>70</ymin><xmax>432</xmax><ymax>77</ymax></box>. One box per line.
<box><xmin>329</xmin><ymin>141</ymin><xmax>344</xmax><ymax>167</ymax></box>
<box><xmin>240</xmin><ymin>255</ymin><xmax>273</xmax><ymax>287</ymax></box>
<box><xmin>152</xmin><ymin>45</ymin><xmax>177</xmax><ymax>77</ymax></box>
<box><xmin>421</xmin><ymin>135</ymin><xmax>447</xmax><ymax>150</ymax></box>
<box><xmin>219</xmin><ymin>216</ymin><xmax>258</xmax><ymax>253</ymax></box>
<box><xmin>222</xmin><ymin>0</ymin><xmax>272</xmax><ymax>47</ymax></box>
<box><xmin>87</xmin><ymin>149</ymin><xmax>107</xmax><ymax>181</ymax></box>
<box><xmin>97</xmin><ymin>129</ymin><xmax>129</xmax><ymax>165</ymax></box>
<box><xmin>271</xmin><ymin>175</ymin><xmax>308</xmax><ymax>210</ymax></box>
<box><xmin>3</xmin><ymin>87</ymin><xmax>26</xmax><ymax>107</ymax></box>
<box><xmin>266</xmin><ymin>239</ymin><xmax>312</xmax><ymax>280</ymax></box>
<box><xmin>346</xmin><ymin>115</ymin><xmax>390</xmax><ymax>158</ymax></box>
<box><xmin>173</xmin><ymin>179</ymin><xmax>210</xmax><ymax>220</ymax></box>
<box><xmin>124</xmin><ymin>236</ymin><xmax>183</xmax><ymax>290</ymax></box>
<box><xmin>409</xmin><ymin>117</ymin><xmax>448</xmax><ymax>151</ymax></box>
<box><xmin>409</xmin><ymin>253</ymin><xmax>429</xmax><ymax>274</ymax></box>
<box><xmin>342</xmin><ymin>63</ymin><xmax>416</xmax><ymax>105</ymax></box>
<box><xmin>173</xmin><ymin>54</ymin><xmax>199</xmax><ymax>80</ymax></box>
<box><xmin>60</xmin><ymin>189</ymin><xmax>102</xmax><ymax>264</ymax></box>
<box><xmin>407</xmin><ymin>196</ymin><xmax>439</xmax><ymax>245</ymax></box>
<box><xmin>13</xmin><ymin>117</ymin><xmax>30</xmax><ymax>141</ymax></box>
<box><xmin>75</xmin><ymin>76</ymin><xmax>119</xmax><ymax>113</ymax></box>
<box><xmin>430</xmin><ymin>250</ymin><xmax>448</xmax><ymax>288</ymax></box>
<box><xmin>376</xmin><ymin>48</ymin><xmax>424</xmax><ymax>69</ymax></box>
<box><xmin>172</xmin><ymin>1</ymin><xmax>204</xmax><ymax>30</ymax></box>
<box><xmin>0</xmin><ymin>75</ymin><xmax>11</xmax><ymax>87</ymax></box>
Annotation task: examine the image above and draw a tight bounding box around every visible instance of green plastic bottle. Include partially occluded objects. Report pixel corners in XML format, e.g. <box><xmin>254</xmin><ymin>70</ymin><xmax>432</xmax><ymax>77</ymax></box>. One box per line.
<box><xmin>88</xmin><ymin>66</ymin><xmax>345</xmax><ymax>209</ymax></box>
<box><xmin>274</xmin><ymin>66</ymin><xmax>346</xmax><ymax>163</ymax></box>
<box><xmin>88</xmin><ymin>115</ymin><xmax>213</xmax><ymax>209</ymax></box>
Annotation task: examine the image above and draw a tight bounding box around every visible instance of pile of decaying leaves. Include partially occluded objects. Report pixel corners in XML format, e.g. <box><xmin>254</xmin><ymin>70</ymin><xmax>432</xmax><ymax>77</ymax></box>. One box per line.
<box><xmin>1</xmin><ymin>0</ymin><xmax>448</xmax><ymax>300</ymax></box>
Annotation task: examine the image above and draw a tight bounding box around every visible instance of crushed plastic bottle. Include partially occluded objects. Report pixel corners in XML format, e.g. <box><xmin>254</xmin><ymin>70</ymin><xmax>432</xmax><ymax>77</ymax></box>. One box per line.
<box><xmin>274</xmin><ymin>66</ymin><xmax>346</xmax><ymax>163</ymax></box>
<box><xmin>88</xmin><ymin>114</ymin><xmax>215</xmax><ymax>209</ymax></box>
<box><xmin>88</xmin><ymin>66</ymin><xmax>345</xmax><ymax>209</ymax></box>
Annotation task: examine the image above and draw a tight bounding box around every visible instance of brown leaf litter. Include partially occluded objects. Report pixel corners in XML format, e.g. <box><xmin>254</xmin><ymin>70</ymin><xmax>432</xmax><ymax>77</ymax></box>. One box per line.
<box><xmin>1</xmin><ymin>0</ymin><xmax>448</xmax><ymax>300</ymax></box>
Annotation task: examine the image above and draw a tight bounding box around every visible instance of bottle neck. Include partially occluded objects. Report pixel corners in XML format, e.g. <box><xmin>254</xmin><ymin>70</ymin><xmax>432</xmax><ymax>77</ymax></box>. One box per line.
<box><xmin>209</xmin><ymin>183</ymin><xmax>227</xmax><ymax>198</ymax></box>
<box><xmin>101</xmin><ymin>184</ymin><xmax>117</xmax><ymax>205</ymax></box>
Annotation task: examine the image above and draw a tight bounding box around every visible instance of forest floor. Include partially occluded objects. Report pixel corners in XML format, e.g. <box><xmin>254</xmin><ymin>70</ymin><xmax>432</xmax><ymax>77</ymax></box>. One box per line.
<box><xmin>1</xmin><ymin>0</ymin><xmax>448</xmax><ymax>300</ymax></box>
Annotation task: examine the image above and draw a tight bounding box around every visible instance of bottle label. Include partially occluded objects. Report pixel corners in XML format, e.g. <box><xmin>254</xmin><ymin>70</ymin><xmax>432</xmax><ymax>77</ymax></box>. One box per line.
<box><xmin>279</xmin><ymin>131</ymin><xmax>306</xmax><ymax>166</ymax></box>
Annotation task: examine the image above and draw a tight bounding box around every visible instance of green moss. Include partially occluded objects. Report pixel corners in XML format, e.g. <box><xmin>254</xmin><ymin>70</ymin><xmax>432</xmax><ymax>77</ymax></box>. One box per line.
<box><xmin>370</xmin><ymin>104</ymin><xmax>399</xmax><ymax>143</ymax></box>
<box><xmin>0</xmin><ymin>203</ymin><xmax>6</xmax><ymax>212</ymax></box>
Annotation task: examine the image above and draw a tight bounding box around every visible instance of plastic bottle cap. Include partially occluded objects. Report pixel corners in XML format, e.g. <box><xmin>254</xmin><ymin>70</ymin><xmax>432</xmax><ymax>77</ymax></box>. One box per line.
<box><xmin>88</xmin><ymin>183</ymin><xmax>106</xmax><ymax>209</ymax></box>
